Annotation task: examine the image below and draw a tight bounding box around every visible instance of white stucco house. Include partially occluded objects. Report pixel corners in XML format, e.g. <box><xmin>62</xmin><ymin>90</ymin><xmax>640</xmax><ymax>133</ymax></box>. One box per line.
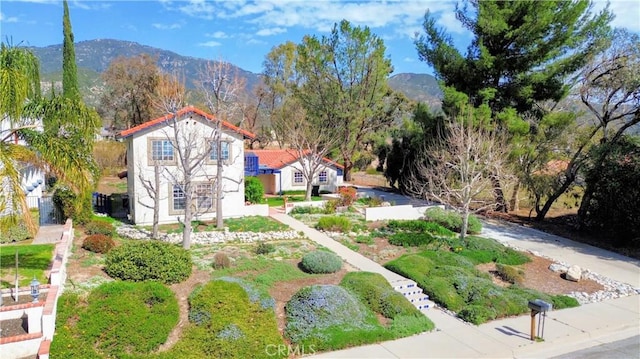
<box><xmin>118</xmin><ymin>106</ymin><xmax>262</xmax><ymax>225</ymax></box>
<box><xmin>245</xmin><ymin>149</ymin><xmax>344</xmax><ymax>195</ymax></box>
<box><xmin>0</xmin><ymin>117</ymin><xmax>46</xmax><ymax>213</ymax></box>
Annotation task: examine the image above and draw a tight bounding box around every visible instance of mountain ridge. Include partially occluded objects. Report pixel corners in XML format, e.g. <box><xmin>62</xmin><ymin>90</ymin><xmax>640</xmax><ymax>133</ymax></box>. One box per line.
<box><xmin>30</xmin><ymin>38</ymin><xmax>442</xmax><ymax>106</ymax></box>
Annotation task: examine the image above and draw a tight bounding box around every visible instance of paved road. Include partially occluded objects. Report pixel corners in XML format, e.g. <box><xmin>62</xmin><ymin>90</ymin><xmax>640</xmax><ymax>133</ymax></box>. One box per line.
<box><xmin>551</xmin><ymin>335</ymin><xmax>640</xmax><ymax>359</ymax></box>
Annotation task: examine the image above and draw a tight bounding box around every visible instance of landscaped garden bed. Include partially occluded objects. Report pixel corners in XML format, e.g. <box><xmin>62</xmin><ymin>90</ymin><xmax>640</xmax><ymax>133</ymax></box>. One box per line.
<box><xmin>53</xmin><ymin>214</ymin><xmax>435</xmax><ymax>358</ymax></box>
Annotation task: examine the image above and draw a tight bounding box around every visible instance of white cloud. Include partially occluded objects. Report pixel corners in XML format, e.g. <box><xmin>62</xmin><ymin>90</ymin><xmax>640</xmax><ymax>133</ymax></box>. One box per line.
<box><xmin>403</xmin><ymin>57</ymin><xmax>416</xmax><ymax>63</ymax></box>
<box><xmin>198</xmin><ymin>40</ymin><xmax>221</xmax><ymax>47</ymax></box>
<box><xmin>247</xmin><ymin>38</ymin><xmax>267</xmax><ymax>45</ymax></box>
<box><xmin>152</xmin><ymin>22</ymin><xmax>181</xmax><ymax>30</ymax></box>
<box><xmin>256</xmin><ymin>27</ymin><xmax>286</xmax><ymax>36</ymax></box>
<box><xmin>0</xmin><ymin>12</ymin><xmax>19</xmax><ymax>23</ymax></box>
<box><xmin>207</xmin><ymin>31</ymin><xmax>229</xmax><ymax>39</ymax></box>
<box><xmin>605</xmin><ymin>0</ymin><xmax>640</xmax><ymax>32</ymax></box>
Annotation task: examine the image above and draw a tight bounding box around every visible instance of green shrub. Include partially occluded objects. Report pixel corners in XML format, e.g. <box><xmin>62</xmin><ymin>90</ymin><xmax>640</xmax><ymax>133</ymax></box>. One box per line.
<box><xmin>551</xmin><ymin>295</ymin><xmax>580</xmax><ymax>309</ymax></box>
<box><xmin>324</xmin><ymin>199</ymin><xmax>340</xmax><ymax>214</ymax></box>
<box><xmin>245</xmin><ymin>176</ymin><xmax>265</xmax><ymax>204</ymax></box>
<box><xmin>105</xmin><ymin>240</ymin><xmax>192</xmax><ymax>284</ymax></box>
<box><xmin>0</xmin><ymin>222</ymin><xmax>31</xmax><ymax>243</ymax></box>
<box><xmin>424</xmin><ymin>207</ymin><xmax>482</xmax><ymax>234</ymax></box>
<box><xmin>458</xmin><ymin>305</ymin><xmax>498</xmax><ymax>325</ymax></box>
<box><xmin>290</xmin><ymin>205</ymin><xmax>326</xmax><ymax>215</ymax></box>
<box><xmin>495</xmin><ymin>264</ymin><xmax>524</xmax><ymax>285</ymax></box>
<box><xmin>51</xmin><ymin>281</ymin><xmax>178</xmax><ymax>357</ymax></box>
<box><xmin>387</xmin><ymin>220</ymin><xmax>456</xmax><ymax>237</ymax></box>
<box><xmin>340</xmin><ymin>272</ymin><xmax>421</xmax><ymax>319</ymax></box>
<box><xmin>85</xmin><ymin>220</ymin><xmax>115</xmax><ymax>236</ymax></box>
<box><xmin>176</xmin><ymin>280</ymin><xmax>285</xmax><ymax>359</ymax></box>
<box><xmin>316</xmin><ymin>215</ymin><xmax>352</xmax><ymax>232</ymax></box>
<box><xmin>354</xmin><ymin>234</ymin><xmax>375</xmax><ymax>244</ymax></box>
<box><xmin>300</xmin><ymin>250</ymin><xmax>343</xmax><ymax>274</ymax></box>
<box><xmin>388</xmin><ymin>232</ymin><xmax>437</xmax><ymax>247</ymax></box>
<box><xmin>255</xmin><ymin>242</ymin><xmax>276</xmax><ymax>255</ymax></box>
<box><xmin>213</xmin><ymin>252</ymin><xmax>231</xmax><ymax>269</ymax></box>
<box><xmin>82</xmin><ymin>234</ymin><xmax>115</xmax><ymax>254</ymax></box>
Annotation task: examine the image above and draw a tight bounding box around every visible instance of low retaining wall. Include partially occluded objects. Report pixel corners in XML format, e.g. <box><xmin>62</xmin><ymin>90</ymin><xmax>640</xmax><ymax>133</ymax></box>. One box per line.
<box><xmin>241</xmin><ymin>204</ymin><xmax>269</xmax><ymax>217</ymax></box>
<box><xmin>0</xmin><ymin>219</ymin><xmax>73</xmax><ymax>359</ymax></box>
<box><xmin>365</xmin><ymin>204</ymin><xmax>444</xmax><ymax>221</ymax></box>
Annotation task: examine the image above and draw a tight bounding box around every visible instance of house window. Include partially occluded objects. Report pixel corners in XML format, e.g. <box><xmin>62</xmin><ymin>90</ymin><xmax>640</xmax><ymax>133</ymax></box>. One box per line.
<box><xmin>170</xmin><ymin>182</ymin><xmax>214</xmax><ymax>213</ymax></box>
<box><xmin>172</xmin><ymin>185</ymin><xmax>186</xmax><ymax>211</ymax></box>
<box><xmin>148</xmin><ymin>138</ymin><xmax>175</xmax><ymax>165</ymax></box>
<box><xmin>292</xmin><ymin>171</ymin><xmax>304</xmax><ymax>186</ymax></box>
<box><xmin>195</xmin><ymin>183</ymin><xmax>213</xmax><ymax>210</ymax></box>
<box><xmin>318</xmin><ymin>171</ymin><xmax>328</xmax><ymax>184</ymax></box>
<box><xmin>210</xmin><ymin>141</ymin><xmax>230</xmax><ymax>161</ymax></box>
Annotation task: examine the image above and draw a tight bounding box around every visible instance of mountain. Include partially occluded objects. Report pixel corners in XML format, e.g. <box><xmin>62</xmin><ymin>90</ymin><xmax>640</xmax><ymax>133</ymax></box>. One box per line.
<box><xmin>388</xmin><ymin>73</ymin><xmax>442</xmax><ymax>106</ymax></box>
<box><xmin>30</xmin><ymin>39</ymin><xmax>441</xmax><ymax>108</ymax></box>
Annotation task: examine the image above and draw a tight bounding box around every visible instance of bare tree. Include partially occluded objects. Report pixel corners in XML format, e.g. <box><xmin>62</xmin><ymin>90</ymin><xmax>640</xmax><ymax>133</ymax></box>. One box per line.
<box><xmin>195</xmin><ymin>58</ymin><xmax>246</xmax><ymax>229</ymax></box>
<box><xmin>408</xmin><ymin>114</ymin><xmax>507</xmax><ymax>240</ymax></box>
<box><xmin>136</xmin><ymin>160</ymin><xmax>163</xmax><ymax>239</ymax></box>
<box><xmin>151</xmin><ymin>72</ymin><xmax>217</xmax><ymax>249</ymax></box>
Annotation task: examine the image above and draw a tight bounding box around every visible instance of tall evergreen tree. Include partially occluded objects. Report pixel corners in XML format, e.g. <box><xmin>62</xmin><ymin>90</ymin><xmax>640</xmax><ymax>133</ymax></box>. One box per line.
<box><xmin>415</xmin><ymin>0</ymin><xmax>612</xmax><ymax>212</ymax></box>
<box><xmin>62</xmin><ymin>0</ymin><xmax>80</xmax><ymax>101</ymax></box>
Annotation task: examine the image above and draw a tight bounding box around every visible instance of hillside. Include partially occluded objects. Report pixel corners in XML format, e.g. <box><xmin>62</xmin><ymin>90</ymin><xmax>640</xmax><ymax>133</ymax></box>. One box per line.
<box><xmin>30</xmin><ymin>39</ymin><xmax>442</xmax><ymax>108</ymax></box>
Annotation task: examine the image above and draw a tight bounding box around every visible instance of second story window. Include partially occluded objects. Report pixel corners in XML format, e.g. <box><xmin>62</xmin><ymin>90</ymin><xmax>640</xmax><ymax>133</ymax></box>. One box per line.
<box><xmin>210</xmin><ymin>141</ymin><xmax>230</xmax><ymax>161</ymax></box>
<box><xmin>150</xmin><ymin>139</ymin><xmax>174</xmax><ymax>162</ymax></box>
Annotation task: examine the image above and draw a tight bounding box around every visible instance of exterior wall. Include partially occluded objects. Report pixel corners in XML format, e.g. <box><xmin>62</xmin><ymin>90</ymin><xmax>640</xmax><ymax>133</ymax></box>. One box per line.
<box><xmin>276</xmin><ymin>159</ymin><xmax>343</xmax><ymax>194</ymax></box>
<box><xmin>365</xmin><ymin>204</ymin><xmax>445</xmax><ymax>221</ymax></box>
<box><xmin>127</xmin><ymin>115</ymin><xmax>247</xmax><ymax>225</ymax></box>
<box><xmin>257</xmin><ymin>174</ymin><xmax>277</xmax><ymax>194</ymax></box>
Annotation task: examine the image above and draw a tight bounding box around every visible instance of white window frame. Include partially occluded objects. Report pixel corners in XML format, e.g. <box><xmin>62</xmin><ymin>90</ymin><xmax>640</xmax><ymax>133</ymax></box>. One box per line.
<box><xmin>292</xmin><ymin>170</ymin><xmax>305</xmax><ymax>187</ymax></box>
<box><xmin>169</xmin><ymin>182</ymin><xmax>214</xmax><ymax>215</ymax></box>
<box><xmin>318</xmin><ymin>170</ymin><xmax>328</xmax><ymax>184</ymax></box>
<box><xmin>209</xmin><ymin>140</ymin><xmax>231</xmax><ymax>163</ymax></box>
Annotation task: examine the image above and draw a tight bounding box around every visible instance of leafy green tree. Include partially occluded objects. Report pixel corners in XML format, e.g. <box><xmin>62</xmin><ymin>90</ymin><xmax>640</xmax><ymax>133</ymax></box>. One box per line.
<box><xmin>296</xmin><ymin>20</ymin><xmax>398</xmax><ymax>181</ymax></box>
<box><xmin>415</xmin><ymin>0</ymin><xmax>612</xmax><ymax>212</ymax></box>
<box><xmin>579</xmin><ymin>136</ymin><xmax>640</xmax><ymax>246</ymax></box>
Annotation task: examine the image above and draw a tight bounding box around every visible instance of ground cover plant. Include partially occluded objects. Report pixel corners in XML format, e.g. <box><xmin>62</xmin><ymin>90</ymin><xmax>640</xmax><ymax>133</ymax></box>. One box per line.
<box><xmin>105</xmin><ymin>240</ymin><xmax>192</xmax><ymax>284</ymax></box>
<box><xmin>164</xmin><ymin>279</ymin><xmax>286</xmax><ymax>359</ymax></box>
<box><xmin>0</xmin><ymin>244</ymin><xmax>54</xmax><ymax>286</ymax></box>
<box><xmin>424</xmin><ymin>207</ymin><xmax>482</xmax><ymax>234</ymax></box>
<box><xmin>285</xmin><ymin>285</ymin><xmax>392</xmax><ymax>351</ymax></box>
<box><xmin>300</xmin><ymin>250</ymin><xmax>343</xmax><ymax>274</ymax></box>
<box><xmin>384</xmin><ymin>250</ymin><xmax>578</xmax><ymax>324</ymax></box>
<box><xmin>340</xmin><ymin>272</ymin><xmax>434</xmax><ymax>336</ymax></box>
<box><xmin>51</xmin><ymin>281</ymin><xmax>178</xmax><ymax>358</ymax></box>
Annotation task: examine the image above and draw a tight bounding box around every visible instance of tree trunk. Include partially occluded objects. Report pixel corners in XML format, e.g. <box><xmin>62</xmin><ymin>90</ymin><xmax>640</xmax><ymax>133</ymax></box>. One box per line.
<box><xmin>182</xmin><ymin>182</ymin><xmax>192</xmax><ymax>250</ymax></box>
<box><xmin>509</xmin><ymin>181</ymin><xmax>520</xmax><ymax>212</ymax></box>
<box><xmin>216</xmin><ymin>131</ymin><xmax>224</xmax><ymax>229</ymax></box>
<box><xmin>535</xmin><ymin>174</ymin><xmax>575</xmax><ymax>221</ymax></box>
<box><xmin>152</xmin><ymin>164</ymin><xmax>160</xmax><ymax>239</ymax></box>
<box><xmin>304</xmin><ymin>181</ymin><xmax>313</xmax><ymax>201</ymax></box>
<box><xmin>343</xmin><ymin>157</ymin><xmax>353</xmax><ymax>182</ymax></box>
<box><xmin>491</xmin><ymin>174</ymin><xmax>509</xmax><ymax>213</ymax></box>
<box><xmin>460</xmin><ymin>207</ymin><xmax>469</xmax><ymax>243</ymax></box>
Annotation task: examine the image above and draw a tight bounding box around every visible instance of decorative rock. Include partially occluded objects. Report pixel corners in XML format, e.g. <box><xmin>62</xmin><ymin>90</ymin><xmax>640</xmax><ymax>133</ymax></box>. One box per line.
<box><xmin>549</xmin><ymin>263</ymin><xmax>568</xmax><ymax>273</ymax></box>
<box><xmin>565</xmin><ymin>264</ymin><xmax>582</xmax><ymax>282</ymax></box>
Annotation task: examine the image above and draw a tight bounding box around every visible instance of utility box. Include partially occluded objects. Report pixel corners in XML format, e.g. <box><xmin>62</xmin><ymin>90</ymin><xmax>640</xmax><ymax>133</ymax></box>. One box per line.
<box><xmin>528</xmin><ymin>299</ymin><xmax>552</xmax><ymax>312</ymax></box>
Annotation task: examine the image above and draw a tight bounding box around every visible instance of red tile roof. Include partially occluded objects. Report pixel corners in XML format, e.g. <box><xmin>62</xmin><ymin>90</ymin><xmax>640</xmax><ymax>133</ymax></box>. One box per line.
<box><xmin>248</xmin><ymin>149</ymin><xmax>343</xmax><ymax>170</ymax></box>
<box><xmin>117</xmin><ymin>106</ymin><xmax>256</xmax><ymax>139</ymax></box>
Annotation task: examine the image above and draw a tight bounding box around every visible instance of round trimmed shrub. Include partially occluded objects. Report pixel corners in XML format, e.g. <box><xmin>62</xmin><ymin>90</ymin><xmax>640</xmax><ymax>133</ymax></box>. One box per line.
<box><xmin>244</xmin><ymin>176</ymin><xmax>265</xmax><ymax>204</ymax></box>
<box><xmin>82</xmin><ymin>234</ymin><xmax>115</xmax><ymax>254</ymax></box>
<box><xmin>105</xmin><ymin>240</ymin><xmax>192</xmax><ymax>284</ymax></box>
<box><xmin>300</xmin><ymin>250</ymin><xmax>342</xmax><ymax>274</ymax></box>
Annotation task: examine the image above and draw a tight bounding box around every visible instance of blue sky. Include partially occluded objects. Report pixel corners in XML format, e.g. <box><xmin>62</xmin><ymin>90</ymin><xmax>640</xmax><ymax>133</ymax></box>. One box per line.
<box><xmin>1</xmin><ymin>0</ymin><xmax>638</xmax><ymax>75</ymax></box>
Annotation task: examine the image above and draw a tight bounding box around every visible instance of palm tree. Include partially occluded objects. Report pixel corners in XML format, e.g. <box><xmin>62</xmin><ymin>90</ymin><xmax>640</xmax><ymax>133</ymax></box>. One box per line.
<box><xmin>1</xmin><ymin>43</ymin><xmax>99</xmax><ymax>235</ymax></box>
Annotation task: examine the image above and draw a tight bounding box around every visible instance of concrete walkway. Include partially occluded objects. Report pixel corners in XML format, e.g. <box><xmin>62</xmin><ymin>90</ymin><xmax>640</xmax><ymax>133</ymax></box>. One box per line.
<box><xmin>32</xmin><ymin>224</ymin><xmax>65</xmax><ymax>244</ymax></box>
<box><xmin>269</xmin><ymin>207</ymin><xmax>640</xmax><ymax>359</ymax></box>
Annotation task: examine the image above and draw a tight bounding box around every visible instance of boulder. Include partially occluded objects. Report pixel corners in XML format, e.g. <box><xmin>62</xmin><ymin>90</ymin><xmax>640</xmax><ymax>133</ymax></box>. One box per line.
<box><xmin>565</xmin><ymin>265</ymin><xmax>582</xmax><ymax>282</ymax></box>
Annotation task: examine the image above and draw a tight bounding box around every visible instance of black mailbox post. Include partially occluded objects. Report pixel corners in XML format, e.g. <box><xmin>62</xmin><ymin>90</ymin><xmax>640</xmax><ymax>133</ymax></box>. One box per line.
<box><xmin>528</xmin><ymin>299</ymin><xmax>552</xmax><ymax>341</ymax></box>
